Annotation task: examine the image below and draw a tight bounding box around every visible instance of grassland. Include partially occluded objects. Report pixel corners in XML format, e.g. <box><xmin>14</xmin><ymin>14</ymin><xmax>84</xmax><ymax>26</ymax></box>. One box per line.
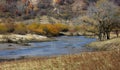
<box><xmin>0</xmin><ymin>49</ymin><xmax>119</xmax><ymax>70</ymax></box>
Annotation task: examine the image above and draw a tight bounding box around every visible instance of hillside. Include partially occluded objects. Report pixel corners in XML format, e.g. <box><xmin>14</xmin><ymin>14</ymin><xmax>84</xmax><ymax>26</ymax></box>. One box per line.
<box><xmin>0</xmin><ymin>0</ymin><xmax>119</xmax><ymax>21</ymax></box>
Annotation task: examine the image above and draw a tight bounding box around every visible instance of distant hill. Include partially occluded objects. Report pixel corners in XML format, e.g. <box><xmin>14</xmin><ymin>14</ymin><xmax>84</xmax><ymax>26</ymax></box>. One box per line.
<box><xmin>0</xmin><ymin>0</ymin><xmax>119</xmax><ymax>21</ymax></box>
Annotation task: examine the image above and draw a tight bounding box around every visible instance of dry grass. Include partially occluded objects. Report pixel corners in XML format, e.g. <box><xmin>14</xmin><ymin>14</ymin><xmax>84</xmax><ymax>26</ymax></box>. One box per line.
<box><xmin>0</xmin><ymin>49</ymin><xmax>119</xmax><ymax>70</ymax></box>
<box><xmin>88</xmin><ymin>37</ymin><xmax>120</xmax><ymax>50</ymax></box>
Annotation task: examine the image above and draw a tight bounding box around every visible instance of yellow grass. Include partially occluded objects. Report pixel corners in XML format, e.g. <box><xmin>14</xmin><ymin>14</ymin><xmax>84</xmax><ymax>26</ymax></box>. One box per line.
<box><xmin>0</xmin><ymin>49</ymin><xmax>119</xmax><ymax>70</ymax></box>
<box><xmin>88</xmin><ymin>37</ymin><xmax>120</xmax><ymax>50</ymax></box>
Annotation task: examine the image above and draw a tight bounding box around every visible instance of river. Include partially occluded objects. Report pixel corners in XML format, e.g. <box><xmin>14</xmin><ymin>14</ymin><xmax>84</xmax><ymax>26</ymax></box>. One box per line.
<box><xmin>0</xmin><ymin>36</ymin><xmax>96</xmax><ymax>59</ymax></box>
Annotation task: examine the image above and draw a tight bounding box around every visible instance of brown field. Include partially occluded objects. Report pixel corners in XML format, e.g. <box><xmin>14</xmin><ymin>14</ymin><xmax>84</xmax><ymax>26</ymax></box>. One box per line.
<box><xmin>0</xmin><ymin>49</ymin><xmax>119</xmax><ymax>70</ymax></box>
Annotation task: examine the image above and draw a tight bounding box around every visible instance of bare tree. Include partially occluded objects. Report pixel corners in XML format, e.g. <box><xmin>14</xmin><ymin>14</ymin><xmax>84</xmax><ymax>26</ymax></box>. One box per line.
<box><xmin>87</xmin><ymin>0</ymin><xmax>119</xmax><ymax>40</ymax></box>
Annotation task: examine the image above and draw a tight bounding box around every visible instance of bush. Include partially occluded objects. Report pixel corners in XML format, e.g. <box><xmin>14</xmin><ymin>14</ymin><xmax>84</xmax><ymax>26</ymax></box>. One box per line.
<box><xmin>86</xmin><ymin>25</ymin><xmax>98</xmax><ymax>34</ymax></box>
<box><xmin>0</xmin><ymin>23</ymin><xmax>8</xmax><ymax>34</ymax></box>
<box><xmin>74</xmin><ymin>24</ymin><xmax>87</xmax><ymax>32</ymax></box>
<box><xmin>54</xmin><ymin>23</ymin><xmax>68</xmax><ymax>32</ymax></box>
<box><xmin>34</xmin><ymin>24</ymin><xmax>46</xmax><ymax>35</ymax></box>
<box><xmin>14</xmin><ymin>23</ymin><xmax>27</xmax><ymax>34</ymax></box>
<box><xmin>5</xmin><ymin>23</ymin><xmax>15</xmax><ymax>33</ymax></box>
<box><xmin>44</xmin><ymin>23</ymin><xmax>68</xmax><ymax>36</ymax></box>
<box><xmin>26</xmin><ymin>23</ymin><xmax>68</xmax><ymax>36</ymax></box>
<box><xmin>74</xmin><ymin>24</ymin><xmax>98</xmax><ymax>35</ymax></box>
<box><xmin>45</xmin><ymin>24</ymin><xmax>60</xmax><ymax>36</ymax></box>
<box><xmin>27</xmin><ymin>23</ymin><xmax>39</xmax><ymax>33</ymax></box>
<box><xmin>0</xmin><ymin>23</ymin><xmax>69</xmax><ymax>36</ymax></box>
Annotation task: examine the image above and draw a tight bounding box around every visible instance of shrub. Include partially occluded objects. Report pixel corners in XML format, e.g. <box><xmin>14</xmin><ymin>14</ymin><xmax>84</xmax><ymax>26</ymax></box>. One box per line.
<box><xmin>74</xmin><ymin>24</ymin><xmax>87</xmax><ymax>32</ymax></box>
<box><xmin>14</xmin><ymin>23</ymin><xmax>27</xmax><ymax>34</ymax></box>
<box><xmin>34</xmin><ymin>28</ymin><xmax>46</xmax><ymax>35</ymax></box>
<box><xmin>54</xmin><ymin>23</ymin><xmax>68</xmax><ymax>32</ymax></box>
<box><xmin>45</xmin><ymin>24</ymin><xmax>60</xmax><ymax>36</ymax></box>
<box><xmin>0</xmin><ymin>23</ymin><xmax>8</xmax><ymax>34</ymax></box>
<box><xmin>27</xmin><ymin>23</ymin><xmax>46</xmax><ymax>35</ymax></box>
<box><xmin>33</xmin><ymin>24</ymin><xmax>46</xmax><ymax>35</ymax></box>
<box><xmin>4</xmin><ymin>18</ymin><xmax>15</xmax><ymax>33</ymax></box>
<box><xmin>74</xmin><ymin>24</ymin><xmax>98</xmax><ymax>35</ymax></box>
<box><xmin>43</xmin><ymin>23</ymin><xmax>68</xmax><ymax>36</ymax></box>
<box><xmin>5</xmin><ymin>23</ymin><xmax>15</xmax><ymax>33</ymax></box>
<box><xmin>26</xmin><ymin>23</ymin><xmax>68</xmax><ymax>36</ymax></box>
<box><xmin>86</xmin><ymin>25</ymin><xmax>98</xmax><ymax>34</ymax></box>
<box><xmin>27</xmin><ymin>23</ymin><xmax>39</xmax><ymax>33</ymax></box>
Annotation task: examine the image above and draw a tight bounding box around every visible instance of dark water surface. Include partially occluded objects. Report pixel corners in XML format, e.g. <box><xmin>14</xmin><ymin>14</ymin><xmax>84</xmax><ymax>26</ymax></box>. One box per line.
<box><xmin>0</xmin><ymin>36</ymin><xmax>96</xmax><ymax>59</ymax></box>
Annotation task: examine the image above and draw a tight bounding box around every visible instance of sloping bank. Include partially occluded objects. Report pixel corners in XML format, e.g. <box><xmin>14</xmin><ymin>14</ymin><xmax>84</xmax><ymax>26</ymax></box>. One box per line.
<box><xmin>0</xmin><ymin>34</ymin><xmax>52</xmax><ymax>44</ymax></box>
<box><xmin>87</xmin><ymin>38</ymin><xmax>120</xmax><ymax>51</ymax></box>
<box><xmin>0</xmin><ymin>49</ymin><xmax>119</xmax><ymax>70</ymax></box>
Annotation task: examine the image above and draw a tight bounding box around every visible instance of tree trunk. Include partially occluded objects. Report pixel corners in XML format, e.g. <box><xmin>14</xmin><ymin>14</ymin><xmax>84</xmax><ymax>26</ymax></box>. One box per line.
<box><xmin>115</xmin><ymin>30</ymin><xmax>119</xmax><ymax>37</ymax></box>
<box><xmin>103</xmin><ymin>32</ymin><xmax>106</xmax><ymax>40</ymax></box>
<box><xmin>98</xmin><ymin>31</ymin><xmax>102</xmax><ymax>41</ymax></box>
<box><xmin>106</xmin><ymin>32</ymin><xmax>110</xmax><ymax>39</ymax></box>
<box><xmin>98</xmin><ymin>24</ymin><xmax>102</xmax><ymax>41</ymax></box>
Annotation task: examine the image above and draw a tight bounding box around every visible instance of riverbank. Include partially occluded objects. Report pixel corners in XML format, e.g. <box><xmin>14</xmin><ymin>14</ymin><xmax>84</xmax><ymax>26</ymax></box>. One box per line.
<box><xmin>0</xmin><ymin>49</ymin><xmax>119</xmax><ymax>70</ymax></box>
<box><xmin>0</xmin><ymin>34</ymin><xmax>54</xmax><ymax>50</ymax></box>
<box><xmin>0</xmin><ymin>34</ymin><xmax>53</xmax><ymax>43</ymax></box>
<box><xmin>87</xmin><ymin>37</ymin><xmax>120</xmax><ymax>51</ymax></box>
<box><xmin>0</xmin><ymin>36</ymin><xmax>119</xmax><ymax>70</ymax></box>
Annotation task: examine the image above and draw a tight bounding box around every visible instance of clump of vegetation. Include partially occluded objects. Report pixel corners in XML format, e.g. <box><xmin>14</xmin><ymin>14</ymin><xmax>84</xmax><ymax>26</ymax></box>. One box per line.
<box><xmin>54</xmin><ymin>23</ymin><xmax>68</xmax><ymax>32</ymax></box>
<box><xmin>0</xmin><ymin>23</ymin><xmax>8</xmax><ymax>34</ymax></box>
<box><xmin>45</xmin><ymin>24</ymin><xmax>60</xmax><ymax>36</ymax></box>
<box><xmin>33</xmin><ymin>27</ymin><xmax>46</xmax><ymax>35</ymax></box>
<box><xmin>4</xmin><ymin>23</ymin><xmax>14</xmax><ymax>33</ymax></box>
<box><xmin>14</xmin><ymin>23</ymin><xmax>27</xmax><ymax>35</ymax></box>
<box><xmin>0</xmin><ymin>22</ymin><xmax>68</xmax><ymax>36</ymax></box>
<box><xmin>27</xmin><ymin>23</ymin><xmax>40</xmax><ymax>34</ymax></box>
<box><xmin>26</xmin><ymin>23</ymin><xmax>68</xmax><ymax>36</ymax></box>
<box><xmin>44</xmin><ymin>23</ymin><xmax>68</xmax><ymax>36</ymax></box>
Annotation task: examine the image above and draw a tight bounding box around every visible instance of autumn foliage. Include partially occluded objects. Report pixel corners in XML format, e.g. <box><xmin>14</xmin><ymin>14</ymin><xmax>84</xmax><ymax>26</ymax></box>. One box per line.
<box><xmin>27</xmin><ymin>23</ymin><xmax>68</xmax><ymax>36</ymax></box>
<box><xmin>0</xmin><ymin>23</ymin><xmax>68</xmax><ymax>36</ymax></box>
<box><xmin>0</xmin><ymin>23</ymin><xmax>8</xmax><ymax>34</ymax></box>
<box><xmin>14</xmin><ymin>23</ymin><xmax>27</xmax><ymax>34</ymax></box>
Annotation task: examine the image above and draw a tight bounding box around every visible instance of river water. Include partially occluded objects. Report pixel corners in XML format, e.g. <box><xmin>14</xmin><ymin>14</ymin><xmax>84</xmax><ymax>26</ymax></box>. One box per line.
<box><xmin>0</xmin><ymin>36</ymin><xmax>96</xmax><ymax>59</ymax></box>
